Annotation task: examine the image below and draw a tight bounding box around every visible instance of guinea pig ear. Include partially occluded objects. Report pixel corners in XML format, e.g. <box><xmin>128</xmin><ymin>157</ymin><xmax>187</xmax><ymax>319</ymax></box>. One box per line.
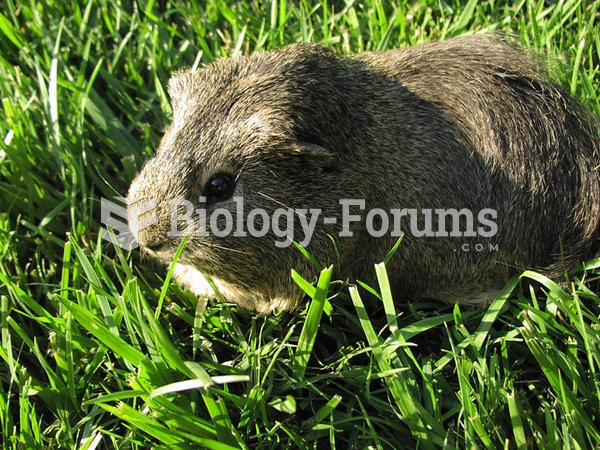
<box><xmin>167</xmin><ymin>70</ymin><xmax>197</xmax><ymax>112</ymax></box>
<box><xmin>290</xmin><ymin>142</ymin><xmax>338</xmax><ymax>173</ymax></box>
<box><xmin>278</xmin><ymin>42</ymin><xmax>335</xmax><ymax>58</ymax></box>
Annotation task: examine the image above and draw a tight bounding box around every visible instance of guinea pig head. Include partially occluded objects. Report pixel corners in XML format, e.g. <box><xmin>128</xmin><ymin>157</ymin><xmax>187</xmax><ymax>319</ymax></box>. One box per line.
<box><xmin>127</xmin><ymin>45</ymin><xmax>367</xmax><ymax>312</ymax></box>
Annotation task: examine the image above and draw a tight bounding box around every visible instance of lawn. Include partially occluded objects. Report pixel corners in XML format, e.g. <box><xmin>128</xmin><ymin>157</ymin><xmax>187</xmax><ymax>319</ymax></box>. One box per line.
<box><xmin>1</xmin><ymin>0</ymin><xmax>599</xmax><ymax>448</ymax></box>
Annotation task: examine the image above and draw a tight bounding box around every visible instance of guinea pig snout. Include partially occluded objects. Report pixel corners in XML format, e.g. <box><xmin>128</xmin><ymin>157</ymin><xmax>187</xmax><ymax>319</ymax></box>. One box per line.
<box><xmin>126</xmin><ymin>196</ymin><xmax>165</xmax><ymax>251</ymax></box>
<box><xmin>127</xmin><ymin>199</ymin><xmax>155</xmax><ymax>247</ymax></box>
<box><xmin>126</xmin><ymin>156</ymin><xmax>194</xmax><ymax>254</ymax></box>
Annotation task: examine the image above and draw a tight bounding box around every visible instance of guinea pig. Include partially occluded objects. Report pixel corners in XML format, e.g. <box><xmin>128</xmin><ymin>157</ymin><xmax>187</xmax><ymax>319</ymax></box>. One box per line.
<box><xmin>126</xmin><ymin>33</ymin><xmax>600</xmax><ymax>314</ymax></box>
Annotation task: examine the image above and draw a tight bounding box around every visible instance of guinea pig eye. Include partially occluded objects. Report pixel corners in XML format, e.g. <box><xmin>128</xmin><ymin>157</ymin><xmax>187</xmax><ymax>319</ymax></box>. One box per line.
<box><xmin>205</xmin><ymin>173</ymin><xmax>236</xmax><ymax>202</ymax></box>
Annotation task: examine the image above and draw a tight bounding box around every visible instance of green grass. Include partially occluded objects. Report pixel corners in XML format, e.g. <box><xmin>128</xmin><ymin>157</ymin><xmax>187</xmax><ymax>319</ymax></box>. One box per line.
<box><xmin>1</xmin><ymin>0</ymin><xmax>599</xmax><ymax>448</ymax></box>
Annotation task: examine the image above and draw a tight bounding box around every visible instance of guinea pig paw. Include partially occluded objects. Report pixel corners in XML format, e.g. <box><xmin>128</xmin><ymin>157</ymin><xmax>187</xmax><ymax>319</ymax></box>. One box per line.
<box><xmin>172</xmin><ymin>263</ymin><xmax>216</xmax><ymax>298</ymax></box>
<box><xmin>171</xmin><ymin>263</ymin><xmax>302</xmax><ymax>314</ymax></box>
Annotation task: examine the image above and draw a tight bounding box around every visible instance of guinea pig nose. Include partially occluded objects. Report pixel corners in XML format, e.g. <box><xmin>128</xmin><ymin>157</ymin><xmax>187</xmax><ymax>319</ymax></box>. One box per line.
<box><xmin>145</xmin><ymin>241</ymin><xmax>167</xmax><ymax>252</ymax></box>
<box><xmin>136</xmin><ymin>227</ymin><xmax>168</xmax><ymax>253</ymax></box>
<box><xmin>141</xmin><ymin>235</ymin><xmax>166</xmax><ymax>251</ymax></box>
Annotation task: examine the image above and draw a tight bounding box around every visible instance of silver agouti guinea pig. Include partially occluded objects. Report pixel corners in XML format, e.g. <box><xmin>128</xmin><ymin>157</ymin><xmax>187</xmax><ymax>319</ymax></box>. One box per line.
<box><xmin>127</xmin><ymin>34</ymin><xmax>600</xmax><ymax>313</ymax></box>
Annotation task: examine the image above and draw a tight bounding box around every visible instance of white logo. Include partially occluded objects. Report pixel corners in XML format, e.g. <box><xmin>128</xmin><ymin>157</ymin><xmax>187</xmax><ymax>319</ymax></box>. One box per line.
<box><xmin>100</xmin><ymin>196</ymin><xmax>156</xmax><ymax>250</ymax></box>
<box><xmin>100</xmin><ymin>195</ymin><xmax>498</xmax><ymax>251</ymax></box>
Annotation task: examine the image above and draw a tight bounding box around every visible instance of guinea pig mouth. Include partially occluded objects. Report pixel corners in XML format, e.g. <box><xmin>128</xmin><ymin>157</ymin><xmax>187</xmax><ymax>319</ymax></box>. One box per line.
<box><xmin>140</xmin><ymin>242</ymin><xmax>177</xmax><ymax>261</ymax></box>
<box><xmin>142</xmin><ymin>240</ymin><xmax>204</xmax><ymax>267</ymax></box>
<box><xmin>143</xmin><ymin>242</ymin><xmax>169</xmax><ymax>253</ymax></box>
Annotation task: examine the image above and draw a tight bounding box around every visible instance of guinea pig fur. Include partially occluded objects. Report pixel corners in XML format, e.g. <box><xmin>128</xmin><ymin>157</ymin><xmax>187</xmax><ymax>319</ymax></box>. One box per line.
<box><xmin>127</xmin><ymin>34</ymin><xmax>600</xmax><ymax>313</ymax></box>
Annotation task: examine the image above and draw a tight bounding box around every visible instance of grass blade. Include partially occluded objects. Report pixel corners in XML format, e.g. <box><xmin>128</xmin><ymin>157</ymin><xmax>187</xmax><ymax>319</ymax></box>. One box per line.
<box><xmin>291</xmin><ymin>265</ymin><xmax>333</xmax><ymax>380</ymax></box>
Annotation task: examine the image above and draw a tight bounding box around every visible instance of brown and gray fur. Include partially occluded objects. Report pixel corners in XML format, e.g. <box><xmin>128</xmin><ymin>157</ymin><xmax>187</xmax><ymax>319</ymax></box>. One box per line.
<box><xmin>127</xmin><ymin>34</ymin><xmax>600</xmax><ymax>313</ymax></box>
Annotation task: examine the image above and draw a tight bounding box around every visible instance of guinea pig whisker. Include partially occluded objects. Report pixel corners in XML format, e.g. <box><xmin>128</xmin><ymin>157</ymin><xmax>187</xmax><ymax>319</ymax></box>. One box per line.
<box><xmin>235</xmin><ymin>160</ymin><xmax>249</xmax><ymax>182</ymax></box>
<box><xmin>200</xmin><ymin>242</ymin><xmax>253</xmax><ymax>256</ymax></box>
<box><xmin>256</xmin><ymin>191</ymin><xmax>295</xmax><ymax>212</ymax></box>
